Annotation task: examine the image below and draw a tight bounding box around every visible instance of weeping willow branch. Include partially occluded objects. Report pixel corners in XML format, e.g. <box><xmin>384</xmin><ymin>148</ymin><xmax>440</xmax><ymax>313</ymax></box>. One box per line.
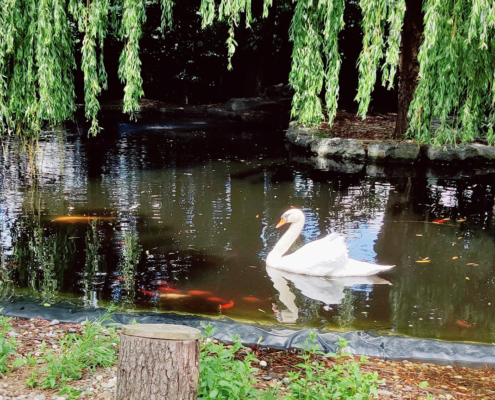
<box><xmin>200</xmin><ymin>0</ymin><xmax>252</xmax><ymax>70</ymax></box>
<box><xmin>408</xmin><ymin>0</ymin><xmax>495</xmax><ymax>145</ymax></box>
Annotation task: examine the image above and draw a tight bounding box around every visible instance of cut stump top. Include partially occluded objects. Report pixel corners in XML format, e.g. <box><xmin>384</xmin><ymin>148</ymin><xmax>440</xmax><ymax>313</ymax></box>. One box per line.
<box><xmin>122</xmin><ymin>324</ymin><xmax>201</xmax><ymax>340</ymax></box>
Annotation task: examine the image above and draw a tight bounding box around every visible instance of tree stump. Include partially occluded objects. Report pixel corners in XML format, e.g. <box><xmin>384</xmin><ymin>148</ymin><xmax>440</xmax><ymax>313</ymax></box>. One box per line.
<box><xmin>116</xmin><ymin>324</ymin><xmax>201</xmax><ymax>400</ymax></box>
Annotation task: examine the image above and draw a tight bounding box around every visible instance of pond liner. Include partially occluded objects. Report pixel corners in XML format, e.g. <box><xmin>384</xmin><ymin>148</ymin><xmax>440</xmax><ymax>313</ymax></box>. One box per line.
<box><xmin>1</xmin><ymin>300</ymin><xmax>494</xmax><ymax>369</ymax></box>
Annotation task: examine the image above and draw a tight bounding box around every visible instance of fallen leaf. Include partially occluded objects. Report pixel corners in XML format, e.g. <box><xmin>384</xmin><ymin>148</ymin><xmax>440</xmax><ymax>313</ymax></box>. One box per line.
<box><xmin>466</xmin><ymin>263</ymin><xmax>475</xmax><ymax>266</ymax></box>
<box><xmin>258</xmin><ymin>309</ymin><xmax>266</xmax><ymax>313</ymax></box>
<box><xmin>457</xmin><ymin>218</ymin><xmax>467</xmax><ymax>222</ymax></box>
<box><xmin>458</xmin><ymin>236</ymin><xmax>463</xmax><ymax>240</ymax></box>
<box><xmin>466</xmin><ymin>277</ymin><xmax>470</xmax><ymax>280</ymax></box>
<box><xmin>452</xmin><ymin>242</ymin><xmax>456</xmax><ymax>246</ymax></box>
<box><xmin>416</xmin><ymin>234</ymin><xmax>423</xmax><ymax>237</ymax></box>
<box><xmin>452</xmin><ymin>256</ymin><xmax>458</xmax><ymax>260</ymax></box>
<box><xmin>416</xmin><ymin>259</ymin><xmax>431</xmax><ymax>263</ymax></box>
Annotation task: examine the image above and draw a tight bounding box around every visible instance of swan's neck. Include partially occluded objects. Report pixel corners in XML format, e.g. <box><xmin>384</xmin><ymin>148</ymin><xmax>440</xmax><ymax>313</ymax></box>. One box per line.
<box><xmin>272</xmin><ymin>217</ymin><xmax>304</xmax><ymax>257</ymax></box>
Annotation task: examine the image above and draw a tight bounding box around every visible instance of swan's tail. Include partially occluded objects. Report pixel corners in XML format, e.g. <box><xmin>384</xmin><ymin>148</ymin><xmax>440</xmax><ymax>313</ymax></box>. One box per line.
<box><xmin>333</xmin><ymin>259</ymin><xmax>395</xmax><ymax>277</ymax></box>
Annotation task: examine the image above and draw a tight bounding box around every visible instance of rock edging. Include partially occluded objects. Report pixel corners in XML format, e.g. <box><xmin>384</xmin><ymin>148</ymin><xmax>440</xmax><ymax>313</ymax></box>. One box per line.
<box><xmin>287</xmin><ymin>123</ymin><xmax>495</xmax><ymax>165</ymax></box>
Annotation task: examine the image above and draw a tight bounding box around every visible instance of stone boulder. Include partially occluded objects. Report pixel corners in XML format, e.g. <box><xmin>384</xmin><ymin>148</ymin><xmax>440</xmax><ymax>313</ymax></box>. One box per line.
<box><xmin>286</xmin><ymin>124</ymin><xmax>320</xmax><ymax>147</ymax></box>
<box><xmin>368</xmin><ymin>142</ymin><xmax>420</xmax><ymax>162</ymax></box>
<box><xmin>225</xmin><ymin>97</ymin><xmax>291</xmax><ymax>113</ymax></box>
<box><xmin>471</xmin><ymin>143</ymin><xmax>495</xmax><ymax>161</ymax></box>
<box><xmin>310</xmin><ymin>138</ymin><xmax>366</xmax><ymax>161</ymax></box>
<box><xmin>424</xmin><ymin>144</ymin><xmax>480</xmax><ymax>162</ymax></box>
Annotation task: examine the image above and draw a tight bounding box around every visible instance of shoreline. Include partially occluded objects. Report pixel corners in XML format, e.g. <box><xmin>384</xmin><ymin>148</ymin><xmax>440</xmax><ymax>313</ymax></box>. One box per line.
<box><xmin>1</xmin><ymin>316</ymin><xmax>494</xmax><ymax>399</ymax></box>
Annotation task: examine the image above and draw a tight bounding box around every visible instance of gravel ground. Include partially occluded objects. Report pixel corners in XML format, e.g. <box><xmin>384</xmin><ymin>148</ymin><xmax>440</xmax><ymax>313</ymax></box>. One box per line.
<box><xmin>1</xmin><ymin>317</ymin><xmax>495</xmax><ymax>399</ymax></box>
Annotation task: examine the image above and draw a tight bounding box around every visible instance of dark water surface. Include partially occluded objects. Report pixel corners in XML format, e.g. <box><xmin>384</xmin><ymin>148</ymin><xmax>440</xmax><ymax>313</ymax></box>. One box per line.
<box><xmin>1</xmin><ymin>116</ymin><xmax>495</xmax><ymax>343</ymax></box>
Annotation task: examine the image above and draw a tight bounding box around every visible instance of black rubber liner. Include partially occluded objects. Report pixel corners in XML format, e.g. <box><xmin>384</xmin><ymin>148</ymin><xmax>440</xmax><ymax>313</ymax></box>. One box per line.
<box><xmin>1</xmin><ymin>300</ymin><xmax>494</xmax><ymax>368</ymax></box>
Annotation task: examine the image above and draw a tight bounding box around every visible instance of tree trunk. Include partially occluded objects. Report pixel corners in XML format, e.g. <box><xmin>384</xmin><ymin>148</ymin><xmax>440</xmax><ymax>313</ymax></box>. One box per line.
<box><xmin>116</xmin><ymin>324</ymin><xmax>201</xmax><ymax>400</ymax></box>
<box><xmin>394</xmin><ymin>0</ymin><xmax>424</xmax><ymax>139</ymax></box>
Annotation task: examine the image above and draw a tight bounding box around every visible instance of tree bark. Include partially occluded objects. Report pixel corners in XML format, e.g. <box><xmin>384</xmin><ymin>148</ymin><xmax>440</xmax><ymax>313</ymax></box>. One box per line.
<box><xmin>117</xmin><ymin>326</ymin><xmax>200</xmax><ymax>400</ymax></box>
<box><xmin>394</xmin><ymin>0</ymin><xmax>424</xmax><ymax>139</ymax></box>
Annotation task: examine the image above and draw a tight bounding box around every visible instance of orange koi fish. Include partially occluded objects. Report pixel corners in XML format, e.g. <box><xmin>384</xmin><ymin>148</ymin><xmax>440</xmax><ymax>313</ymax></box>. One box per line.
<box><xmin>456</xmin><ymin>320</ymin><xmax>472</xmax><ymax>328</ymax></box>
<box><xmin>207</xmin><ymin>297</ymin><xmax>224</xmax><ymax>302</ymax></box>
<box><xmin>188</xmin><ymin>290</ymin><xmax>212</xmax><ymax>295</ymax></box>
<box><xmin>433</xmin><ymin>219</ymin><xmax>448</xmax><ymax>224</ymax></box>
<box><xmin>220</xmin><ymin>301</ymin><xmax>234</xmax><ymax>310</ymax></box>
<box><xmin>53</xmin><ymin>216</ymin><xmax>116</xmax><ymax>223</ymax></box>
<box><xmin>159</xmin><ymin>293</ymin><xmax>191</xmax><ymax>299</ymax></box>
<box><xmin>243</xmin><ymin>297</ymin><xmax>261</xmax><ymax>302</ymax></box>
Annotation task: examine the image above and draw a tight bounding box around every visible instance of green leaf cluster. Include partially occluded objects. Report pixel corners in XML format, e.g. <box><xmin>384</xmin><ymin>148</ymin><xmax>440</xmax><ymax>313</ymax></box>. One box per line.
<box><xmin>0</xmin><ymin>0</ymin><xmax>174</xmax><ymax>137</ymax></box>
<box><xmin>2</xmin><ymin>0</ymin><xmax>495</xmax><ymax>145</ymax></box>
<box><xmin>283</xmin><ymin>333</ymin><xmax>381</xmax><ymax>399</ymax></box>
<box><xmin>409</xmin><ymin>0</ymin><xmax>495</xmax><ymax>145</ymax></box>
<box><xmin>198</xmin><ymin>324</ymin><xmax>260</xmax><ymax>399</ymax></box>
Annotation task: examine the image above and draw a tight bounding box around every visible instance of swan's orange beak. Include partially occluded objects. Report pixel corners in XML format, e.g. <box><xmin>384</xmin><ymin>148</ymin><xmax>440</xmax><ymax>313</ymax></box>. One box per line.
<box><xmin>276</xmin><ymin>217</ymin><xmax>287</xmax><ymax>228</ymax></box>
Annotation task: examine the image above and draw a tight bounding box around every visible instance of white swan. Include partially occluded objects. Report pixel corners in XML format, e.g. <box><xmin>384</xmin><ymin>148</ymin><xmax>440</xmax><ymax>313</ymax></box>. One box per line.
<box><xmin>266</xmin><ymin>209</ymin><xmax>395</xmax><ymax>277</ymax></box>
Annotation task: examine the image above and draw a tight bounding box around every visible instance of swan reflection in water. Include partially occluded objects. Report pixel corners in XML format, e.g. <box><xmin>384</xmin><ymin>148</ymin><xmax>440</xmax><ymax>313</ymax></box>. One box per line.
<box><xmin>266</xmin><ymin>266</ymin><xmax>391</xmax><ymax>324</ymax></box>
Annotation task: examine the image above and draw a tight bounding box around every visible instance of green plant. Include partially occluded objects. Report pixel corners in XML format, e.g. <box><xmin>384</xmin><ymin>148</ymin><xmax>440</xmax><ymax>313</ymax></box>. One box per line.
<box><xmin>0</xmin><ymin>334</ymin><xmax>17</xmax><ymax>376</ymax></box>
<box><xmin>0</xmin><ymin>315</ymin><xmax>13</xmax><ymax>334</ymax></box>
<box><xmin>284</xmin><ymin>333</ymin><xmax>381</xmax><ymax>400</ymax></box>
<box><xmin>26</xmin><ymin>371</ymin><xmax>39</xmax><ymax>388</ymax></box>
<box><xmin>39</xmin><ymin>310</ymin><xmax>119</xmax><ymax>389</ymax></box>
<box><xmin>198</xmin><ymin>324</ymin><xmax>260</xmax><ymax>399</ymax></box>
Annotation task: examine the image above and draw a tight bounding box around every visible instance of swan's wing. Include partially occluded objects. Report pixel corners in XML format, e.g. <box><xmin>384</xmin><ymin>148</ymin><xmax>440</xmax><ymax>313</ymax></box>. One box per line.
<box><xmin>282</xmin><ymin>232</ymin><xmax>349</xmax><ymax>275</ymax></box>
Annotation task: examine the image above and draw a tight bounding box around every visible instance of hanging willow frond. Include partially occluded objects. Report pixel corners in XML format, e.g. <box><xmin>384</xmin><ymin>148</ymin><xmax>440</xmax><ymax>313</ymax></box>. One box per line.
<box><xmin>118</xmin><ymin>0</ymin><xmax>147</xmax><ymax>116</ymax></box>
<box><xmin>199</xmin><ymin>0</ymin><xmax>252</xmax><ymax>70</ymax></box>
<box><xmin>409</xmin><ymin>0</ymin><xmax>495</xmax><ymax>145</ymax></box>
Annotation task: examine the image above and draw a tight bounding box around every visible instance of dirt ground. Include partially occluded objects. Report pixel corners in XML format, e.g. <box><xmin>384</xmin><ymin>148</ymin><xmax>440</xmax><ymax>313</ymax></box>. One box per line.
<box><xmin>318</xmin><ymin>111</ymin><xmax>398</xmax><ymax>142</ymax></box>
<box><xmin>1</xmin><ymin>318</ymin><xmax>495</xmax><ymax>399</ymax></box>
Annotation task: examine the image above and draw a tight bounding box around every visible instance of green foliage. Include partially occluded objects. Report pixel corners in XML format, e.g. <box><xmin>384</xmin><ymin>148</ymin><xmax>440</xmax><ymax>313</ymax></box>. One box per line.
<box><xmin>198</xmin><ymin>324</ymin><xmax>260</xmax><ymax>399</ymax></box>
<box><xmin>284</xmin><ymin>333</ymin><xmax>381</xmax><ymax>400</ymax></box>
<box><xmin>1</xmin><ymin>0</ymin><xmax>495</xmax><ymax>145</ymax></box>
<box><xmin>0</xmin><ymin>336</ymin><xmax>17</xmax><ymax>376</ymax></box>
<box><xmin>0</xmin><ymin>0</ymin><xmax>174</xmax><ymax>136</ymax></box>
<box><xmin>289</xmin><ymin>0</ymin><xmax>345</xmax><ymax>127</ymax></box>
<box><xmin>355</xmin><ymin>0</ymin><xmax>405</xmax><ymax>118</ymax></box>
<box><xmin>408</xmin><ymin>0</ymin><xmax>495</xmax><ymax>145</ymax></box>
<box><xmin>200</xmin><ymin>0</ymin><xmax>254</xmax><ymax>70</ymax></box>
<box><xmin>39</xmin><ymin>310</ymin><xmax>118</xmax><ymax>389</ymax></box>
<box><xmin>0</xmin><ymin>316</ymin><xmax>17</xmax><ymax>376</ymax></box>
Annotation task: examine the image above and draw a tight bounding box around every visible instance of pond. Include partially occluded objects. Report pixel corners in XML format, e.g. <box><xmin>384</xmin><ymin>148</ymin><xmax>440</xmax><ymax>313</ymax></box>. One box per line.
<box><xmin>1</xmin><ymin>115</ymin><xmax>495</xmax><ymax>343</ymax></box>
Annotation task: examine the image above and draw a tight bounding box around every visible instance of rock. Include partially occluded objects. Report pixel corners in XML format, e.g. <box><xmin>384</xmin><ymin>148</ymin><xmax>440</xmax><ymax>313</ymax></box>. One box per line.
<box><xmin>286</xmin><ymin>123</ymin><xmax>320</xmax><ymax>147</ymax></box>
<box><xmin>286</xmin><ymin>124</ymin><xmax>365</xmax><ymax>161</ymax></box>
<box><xmin>259</xmin><ymin>360</ymin><xmax>268</xmax><ymax>368</ymax></box>
<box><xmin>225</xmin><ymin>98</ymin><xmax>276</xmax><ymax>112</ymax></box>
<box><xmin>471</xmin><ymin>143</ymin><xmax>495</xmax><ymax>161</ymax></box>
<box><xmin>49</xmin><ymin>320</ymin><xmax>60</xmax><ymax>326</ymax></box>
<box><xmin>368</xmin><ymin>142</ymin><xmax>420</xmax><ymax>162</ymax></box>
<box><xmin>68</xmin><ymin>328</ymin><xmax>76</xmax><ymax>333</ymax></box>
<box><xmin>7</xmin><ymin>331</ymin><xmax>18</xmax><ymax>337</ymax></box>
<box><xmin>206</xmin><ymin>107</ymin><xmax>237</xmax><ymax>119</ymax></box>
<box><xmin>424</xmin><ymin>143</ymin><xmax>479</xmax><ymax>162</ymax></box>
<box><xmin>310</xmin><ymin>138</ymin><xmax>366</xmax><ymax>161</ymax></box>
<box><xmin>34</xmin><ymin>396</ymin><xmax>45</xmax><ymax>400</ymax></box>
<box><xmin>96</xmin><ymin>375</ymin><xmax>103</xmax><ymax>381</ymax></box>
